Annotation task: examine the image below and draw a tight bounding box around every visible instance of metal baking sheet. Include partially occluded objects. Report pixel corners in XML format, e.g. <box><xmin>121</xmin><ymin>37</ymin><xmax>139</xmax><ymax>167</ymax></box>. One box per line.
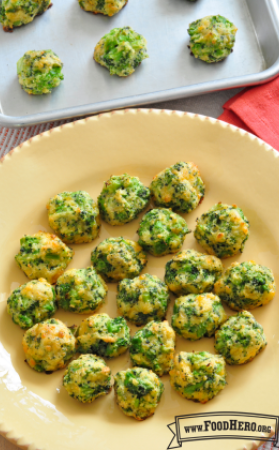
<box><xmin>1</xmin><ymin>0</ymin><xmax>279</xmax><ymax>127</ymax></box>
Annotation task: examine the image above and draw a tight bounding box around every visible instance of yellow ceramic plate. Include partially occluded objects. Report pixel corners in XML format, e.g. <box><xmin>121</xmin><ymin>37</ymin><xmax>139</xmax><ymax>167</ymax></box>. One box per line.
<box><xmin>0</xmin><ymin>110</ymin><xmax>278</xmax><ymax>450</ymax></box>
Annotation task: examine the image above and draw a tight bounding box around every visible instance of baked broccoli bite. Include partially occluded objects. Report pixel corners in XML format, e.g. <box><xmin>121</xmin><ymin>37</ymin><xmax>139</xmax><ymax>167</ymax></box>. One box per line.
<box><xmin>117</xmin><ymin>274</ymin><xmax>170</xmax><ymax>326</ymax></box>
<box><xmin>56</xmin><ymin>267</ymin><xmax>107</xmax><ymax>314</ymax></box>
<box><xmin>0</xmin><ymin>0</ymin><xmax>51</xmax><ymax>31</ymax></box>
<box><xmin>98</xmin><ymin>174</ymin><xmax>150</xmax><ymax>226</ymax></box>
<box><xmin>47</xmin><ymin>191</ymin><xmax>100</xmax><ymax>244</ymax></box>
<box><xmin>172</xmin><ymin>293</ymin><xmax>227</xmax><ymax>341</ymax></box>
<box><xmin>169</xmin><ymin>351</ymin><xmax>227</xmax><ymax>403</ymax></box>
<box><xmin>214</xmin><ymin>261</ymin><xmax>276</xmax><ymax>311</ymax></box>
<box><xmin>94</xmin><ymin>26</ymin><xmax>148</xmax><ymax>77</ymax></box>
<box><xmin>114</xmin><ymin>367</ymin><xmax>164</xmax><ymax>420</ymax></box>
<box><xmin>165</xmin><ymin>249</ymin><xmax>223</xmax><ymax>296</ymax></box>
<box><xmin>15</xmin><ymin>231</ymin><xmax>74</xmax><ymax>284</ymax></box>
<box><xmin>77</xmin><ymin>313</ymin><xmax>130</xmax><ymax>358</ymax></box>
<box><xmin>138</xmin><ymin>208</ymin><xmax>190</xmax><ymax>257</ymax></box>
<box><xmin>78</xmin><ymin>0</ymin><xmax>127</xmax><ymax>16</ymax></box>
<box><xmin>214</xmin><ymin>311</ymin><xmax>267</xmax><ymax>365</ymax></box>
<box><xmin>150</xmin><ymin>162</ymin><xmax>205</xmax><ymax>213</ymax></box>
<box><xmin>130</xmin><ymin>320</ymin><xmax>175</xmax><ymax>376</ymax></box>
<box><xmin>91</xmin><ymin>237</ymin><xmax>147</xmax><ymax>282</ymax></box>
<box><xmin>188</xmin><ymin>15</ymin><xmax>238</xmax><ymax>63</ymax></box>
<box><xmin>194</xmin><ymin>203</ymin><xmax>250</xmax><ymax>258</ymax></box>
<box><xmin>63</xmin><ymin>354</ymin><xmax>112</xmax><ymax>403</ymax></box>
<box><xmin>17</xmin><ymin>50</ymin><xmax>64</xmax><ymax>95</ymax></box>
<box><xmin>7</xmin><ymin>278</ymin><xmax>56</xmax><ymax>329</ymax></box>
<box><xmin>22</xmin><ymin>318</ymin><xmax>76</xmax><ymax>372</ymax></box>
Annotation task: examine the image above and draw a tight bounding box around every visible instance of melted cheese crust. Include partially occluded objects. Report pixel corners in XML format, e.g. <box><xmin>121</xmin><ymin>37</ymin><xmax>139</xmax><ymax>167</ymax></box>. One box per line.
<box><xmin>130</xmin><ymin>320</ymin><xmax>175</xmax><ymax>376</ymax></box>
<box><xmin>194</xmin><ymin>203</ymin><xmax>250</xmax><ymax>258</ymax></box>
<box><xmin>165</xmin><ymin>249</ymin><xmax>223</xmax><ymax>296</ymax></box>
<box><xmin>47</xmin><ymin>191</ymin><xmax>100</xmax><ymax>244</ymax></box>
<box><xmin>150</xmin><ymin>162</ymin><xmax>205</xmax><ymax>213</ymax></box>
<box><xmin>22</xmin><ymin>318</ymin><xmax>76</xmax><ymax>372</ymax></box>
<box><xmin>214</xmin><ymin>261</ymin><xmax>276</xmax><ymax>311</ymax></box>
<box><xmin>63</xmin><ymin>354</ymin><xmax>112</xmax><ymax>403</ymax></box>
<box><xmin>169</xmin><ymin>351</ymin><xmax>227</xmax><ymax>403</ymax></box>
<box><xmin>91</xmin><ymin>237</ymin><xmax>147</xmax><ymax>282</ymax></box>
<box><xmin>114</xmin><ymin>367</ymin><xmax>164</xmax><ymax>420</ymax></box>
<box><xmin>214</xmin><ymin>311</ymin><xmax>267</xmax><ymax>365</ymax></box>
<box><xmin>172</xmin><ymin>293</ymin><xmax>227</xmax><ymax>341</ymax></box>
<box><xmin>7</xmin><ymin>278</ymin><xmax>56</xmax><ymax>329</ymax></box>
<box><xmin>15</xmin><ymin>231</ymin><xmax>74</xmax><ymax>284</ymax></box>
<box><xmin>117</xmin><ymin>274</ymin><xmax>170</xmax><ymax>326</ymax></box>
<box><xmin>77</xmin><ymin>313</ymin><xmax>130</xmax><ymax>358</ymax></box>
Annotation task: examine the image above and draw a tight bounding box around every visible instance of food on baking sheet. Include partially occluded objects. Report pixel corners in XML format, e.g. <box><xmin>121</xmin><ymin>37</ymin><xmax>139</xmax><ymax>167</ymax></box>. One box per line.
<box><xmin>150</xmin><ymin>162</ymin><xmax>205</xmax><ymax>213</ymax></box>
<box><xmin>91</xmin><ymin>237</ymin><xmax>147</xmax><ymax>282</ymax></box>
<box><xmin>194</xmin><ymin>203</ymin><xmax>250</xmax><ymax>258</ymax></box>
<box><xmin>214</xmin><ymin>261</ymin><xmax>276</xmax><ymax>311</ymax></box>
<box><xmin>15</xmin><ymin>231</ymin><xmax>74</xmax><ymax>284</ymax></box>
<box><xmin>114</xmin><ymin>367</ymin><xmax>164</xmax><ymax>420</ymax></box>
<box><xmin>117</xmin><ymin>273</ymin><xmax>170</xmax><ymax>326</ymax></box>
<box><xmin>98</xmin><ymin>174</ymin><xmax>150</xmax><ymax>225</ymax></box>
<box><xmin>137</xmin><ymin>208</ymin><xmax>190</xmax><ymax>256</ymax></box>
<box><xmin>171</xmin><ymin>293</ymin><xmax>227</xmax><ymax>341</ymax></box>
<box><xmin>56</xmin><ymin>267</ymin><xmax>107</xmax><ymax>314</ymax></box>
<box><xmin>47</xmin><ymin>191</ymin><xmax>100</xmax><ymax>244</ymax></box>
<box><xmin>78</xmin><ymin>0</ymin><xmax>127</xmax><ymax>17</ymax></box>
<box><xmin>165</xmin><ymin>249</ymin><xmax>223</xmax><ymax>296</ymax></box>
<box><xmin>63</xmin><ymin>354</ymin><xmax>113</xmax><ymax>403</ymax></box>
<box><xmin>169</xmin><ymin>351</ymin><xmax>227</xmax><ymax>403</ymax></box>
<box><xmin>22</xmin><ymin>318</ymin><xmax>76</xmax><ymax>372</ymax></box>
<box><xmin>94</xmin><ymin>26</ymin><xmax>148</xmax><ymax>77</ymax></box>
<box><xmin>0</xmin><ymin>0</ymin><xmax>51</xmax><ymax>31</ymax></box>
<box><xmin>77</xmin><ymin>313</ymin><xmax>130</xmax><ymax>358</ymax></box>
<box><xmin>214</xmin><ymin>311</ymin><xmax>267</xmax><ymax>365</ymax></box>
<box><xmin>7</xmin><ymin>278</ymin><xmax>56</xmax><ymax>329</ymax></box>
<box><xmin>17</xmin><ymin>50</ymin><xmax>64</xmax><ymax>95</ymax></box>
<box><xmin>188</xmin><ymin>15</ymin><xmax>237</xmax><ymax>63</ymax></box>
<box><xmin>129</xmin><ymin>320</ymin><xmax>175</xmax><ymax>376</ymax></box>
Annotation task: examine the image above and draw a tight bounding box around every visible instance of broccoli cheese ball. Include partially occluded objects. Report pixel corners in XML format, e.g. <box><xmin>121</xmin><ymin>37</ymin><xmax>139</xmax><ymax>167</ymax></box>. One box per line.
<box><xmin>7</xmin><ymin>278</ymin><xmax>56</xmax><ymax>329</ymax></box>
<box><xmin>165</xmin><ymin>249</ymin><xmax>223</xmax><ymax>296</ymax></box>
<box><xmin>91</xmin><ymin>237</ymin><xmax>147</xmax><ymax>282</ymax></box>
<box><xmin>94</xmin><ymin>26</ymin><xmax>148</xmax><ymax>77</ymax></box>
<box><xmin>98</xmin><ymin>174</ymin><xmax>150</xmax><ymax>226</ymax></box>
<box><xmin>117</xmin><ymin>274</ymin><xmax>170</xmax><ymax>326</ymax></box>
<box><xmin>138</xmin><ymin>208</ymin><xmax>190</xmax><ymax>257</ymax></box>
<box><xmin>0</xmin><ymin>0</ymin><xmax>51</xmax><ymax>31</ymax></box>
<box><xmin>114</xmin><ymin>367</ymin><xmax>164</xmax><ymax>420</ymax></box>
<box><xmin>77</xmin><ymin>313</ymin><xmax>130</xmax><ymax>358</ymax></box>
<box><xmin>169</xmin><ymin>351</ymin><xmax>227</xmax><ymax>403</ymax></box>
<box><xmin>130</xmin><ymin>320</ymin><xmax>175</xmax><ymax>376</ymax></box>
<box><xmin>63</xmin><ymin>354</ymin><xmax>112</xmax><ymax>403</ymax></box>
<box><xmin>15</xmin><ymin>231</ymin><xmax>74</xmax><ymax>284</ymax></box>
<box><xmin>22</xmin><ymin>318</ymin><xmax>76</xmax><ymax>372</ymax></box>
<box><xmin>188</xmin><ymin>15</ymin><xmax>237</xmax><ymax>63</ymax></box>
<box><xmin>47</xmin><ymin>191</ymin><xmax>100</xmax><ymax>244</ymax></box>
<box><xmin>214</xmin><ymin>261</ymin><xmax>276</xmax><ymax>311</ymax></box>
<box><xmin>150</xmin><ymin>162</ymin><xmax>205</xmax><ymax>213</ymax></box>
<box><xmin>194</xmin><ymin>203</ymin><xmax>250</xmax><ymax>258</ymax></box>
<box><xmin>78</xmin><ymin>0</ymin><xmax>127</xmax><ymax>16</ymax></box>
<box><xmin>214</xmin><ymin>311</ymin><xmax>267</xmax><ymax>365</ymax></box>
<box><xmin>17</xmin><ymin>50</ymin><xmax>64</xmax><ymax>95</ymax></box>
<box><xmin>172</xmin><ymin>293</ymin><xmax>227</xmax><ymax>341</ymax></box>
<box><xmin>56</xmin><ymin>267</ymin><xmax>107</xmax><ymax>314</ymax></box>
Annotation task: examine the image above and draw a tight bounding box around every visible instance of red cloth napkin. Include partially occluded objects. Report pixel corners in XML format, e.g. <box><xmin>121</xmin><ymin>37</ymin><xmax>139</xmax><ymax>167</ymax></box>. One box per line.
<box><xmin>218</xmin><ymin>76</ymin><xmax>279</xmax><ymax>151</ymax></box>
